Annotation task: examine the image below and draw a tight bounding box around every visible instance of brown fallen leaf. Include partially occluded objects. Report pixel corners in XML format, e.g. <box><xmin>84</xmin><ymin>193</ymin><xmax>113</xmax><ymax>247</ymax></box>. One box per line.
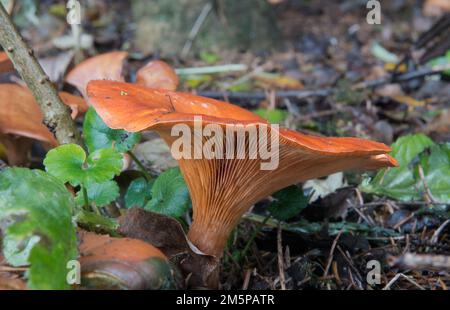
<box><xmin>0</xmin><ymin>84</ymin><xmax>87</xmax><ymax>165</ymax></box>
<box><xmin>0</xmin><ymin>134</ymin><xmax>33</xmax><ymax>166</ymax></box>
<box><xmin>38</xmin><ymin>51</ymin><xmax>74</xmax><ymax>83</ymax></box>
<box><xmin>392</xmin><ymin>95</ymin><xmax>427</xmax><ymax>108</ymax></box>
<box><xmin>66</xmin><ymin>51</ymin><xmax>128</xmax><ymax>98</ymax></box>
<box><xmin>118</xmin><ymin>208</ymin><xmax>218</xmax><ymax>289</ymax></box>
<box><xmin>424</xmin><ymin>0</ymin><xmax>450</xmax><ymax>17</ymax></box>
<box><xmin>0</xmin><ymin>52</ymin><xmax>13</xmax><ymax>73</ymax></box>
<box><xmin>0</xmin><ymin>253</ymin><xmax>27</xmax><ymax>290</ymax></box>
<box><xmin>136</xmin><ymin>60</ymin><xmax>179</xmax><ymax>91</ymax></box>
<box><xmin>254</xmin><ymin>72</ymin><xmax>303</xmax><ymax>89</ymax></box>
<box><xmin>0</xmin><ymin>84</ymin><xmax>57</xmax><ymax>145</ymax></box>
<box><xmin>425</xmin><ymin>109</ymin><xmax>450</xmax><ymax>135</ymax></box>
<box><xmin>59</xmin><ymin>91</ymin><xmax>89</xmax><ymax>118</ymax></box>
<box><xmin>78</xmin><ymin>230</ymin><xmax>177</xmax><ymax>289</ymax></box>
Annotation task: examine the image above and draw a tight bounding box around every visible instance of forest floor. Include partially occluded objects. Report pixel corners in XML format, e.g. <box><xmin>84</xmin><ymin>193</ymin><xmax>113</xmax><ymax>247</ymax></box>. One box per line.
<box><xmin>0</xmin><ymin>0</ymin><xmax>449</xmax><ymax>290</ymax></box>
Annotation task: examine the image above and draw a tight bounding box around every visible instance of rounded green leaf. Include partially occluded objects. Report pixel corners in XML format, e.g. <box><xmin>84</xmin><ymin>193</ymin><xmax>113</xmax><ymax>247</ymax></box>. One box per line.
<box><xmin>44</xmin><ymin>144</ymin><xmax>123</xmax><ymax>186</ymax></box>
<box><xmin>144</xmin><ymin>167</ymin><xmax>190</xmax><ymax>218</ymax></box>
<box><xmin>85</xmin><ymin>148</ymin><xmax>123</xmax><ymax>185</ymax></box>
<box><xmin>125</xmin><ymin>177</ymin><xmax>153</xmax><ymax>208</ymax></box>
<box><xmin>75</xmin><ymin>180</ymin><xmax>120</xmax><ymax>207</ymax></box>
<box><xmin>43</xmin><ymin>144</ymin><xmax>86</xmax><ymax>186</ymax></box>
<box><xmin>83</xmin><ymin>107</ymin><xmax>141</xmax><ymax>153</ymax></box>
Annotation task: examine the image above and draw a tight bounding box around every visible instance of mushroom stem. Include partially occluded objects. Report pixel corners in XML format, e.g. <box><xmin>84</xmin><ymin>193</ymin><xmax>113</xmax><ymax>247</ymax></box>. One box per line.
<box><xmin>187</xmin><ymin>216</ymin><xmax>235</xmax><ymax>258</ymax></box>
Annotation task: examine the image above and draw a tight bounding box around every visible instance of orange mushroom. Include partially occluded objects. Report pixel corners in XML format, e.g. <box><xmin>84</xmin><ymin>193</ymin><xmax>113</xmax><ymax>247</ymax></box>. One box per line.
<box><xmin>78</xmin><ymin>231</ymin><xmax>176</xmax><ymax>289</ymax></box>
<box><xmin>0</xmin><ymin>84</ymin><xmax>87</xmax><ymax>164</ymax></box>
<box><xmin>0</xmin><ymin>52</ymin><xmax>13</xmax><ymax>73</ymax></box>
<box><xmin>87</xmin><ymin>80</ymin><xmax>397</xmax><ymax>254</ymax></box>
<box><xmin>136</xmin><ymin>60</ymin><xmax>179</xmax><ymax>91</ymax></box>
<box><xmin>66</xmin><ymin>51</ymin><xmax>128</xmax><ymax>98</ymax></box>
<box><xmin>87</xmin><ymin>80</ymin><xmax>397</xmax><ymax>286</ymax></box>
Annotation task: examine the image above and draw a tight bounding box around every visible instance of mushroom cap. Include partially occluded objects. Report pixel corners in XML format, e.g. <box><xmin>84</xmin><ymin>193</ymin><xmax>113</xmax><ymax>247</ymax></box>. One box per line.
<box><xmin>136</xmin><ymin>60</ymin><xmax>179</xmax><ymax>91</ymax></box>
<box><xmin>87</xmin><ymin>80</ymin><xmax>397</xmax><ymax>256</ymax></box>
<box><xmin>66</xmin><ymin>51</ymin><xmax>128</xmax><ymax>98</ymax></box>
<box><xmin>0</xmin><ymin>52</ymin><xmax>13</xmax><ymax>73</ymax></box>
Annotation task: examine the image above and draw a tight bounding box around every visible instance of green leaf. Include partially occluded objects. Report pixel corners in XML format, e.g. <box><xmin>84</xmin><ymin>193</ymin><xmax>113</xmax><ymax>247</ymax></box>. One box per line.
<box><xmin>428</xmin><ymin>50</ymin><xmax>450</xmax><ymax>76</ymax></box>
<box><xmin>0</xmin><ymin>168</ymin><xmax>77</xmax><ymax>289</ymax></box>
<box><xmin>268</xmin><ymin>185</ymin><xmax>308</xmax><ymax>221</ymax></box>
<box><xmin>44</xmin><ymin>144</ymin><xmax>123</xmax><ymax>187</ymax></box>
<box><xmin>125</xmin><ymin>177</ymin><xmax>153</xmax><ymax>208</ymax></box>
<box><xmin>144</xmin><ymin>167</ymin><xmax>190</xmax><ymax>218</ymax></box>
<box><xmin>200</xmin><ymin>51</ymin><xmax>220</xmax><ymax>64</ymax></box>
<box><xmin>83</xmin><ymin>107</ymin><xmax>141</xmax><ymax>153</ymax></box>
<box><xmin>422</xmin><ymin>143</ymin><xmax>450</xmax><ymax>203</ymax></box>
<box><xmin>389</xmin><ymin>133</ymin><xmax>434</xmax><ymax>166</ymax></box>
<box><xmin>75</xmin><ymin>180</ymin><xmax>119</xmax><ymax>207</ymax></box>
<box><xmin>361</xmin><ymin>134</ymin><xmax>450</xmax><ymax>203</ymax></box>
<box><xmin>253</xmin><ymin>108</ymin><xmax>288</xmax><ymax>124</ymax></box>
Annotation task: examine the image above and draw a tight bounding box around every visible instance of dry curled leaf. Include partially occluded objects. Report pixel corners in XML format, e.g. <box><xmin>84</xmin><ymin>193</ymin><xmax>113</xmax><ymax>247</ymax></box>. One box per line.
<box><xmin>0</xmin><ymin>52</ymin><xmax>13</xmax><ymax>73</ymax></box>
<box><xmin>59</xmin><ymin>91</ymin><xmax>89</xmax><ymax>118</ymax></box>
<box><xmin>118</xmin><ymin>208</ymin><xmax>218</xmax><ymax>288</ymax></box>
<box><xmin>424</xmin><ymin>0</ymin><xmax>450</xmax><ymax>17</ymax></box>
<box><xmin>0</xmin><ymin>84</ymin><xmax>57</xmax><ymax>145</ymax></box>
<box><xmin>136</xmin><ymin>60</ymin><xmax>179</xmax><ymax>91</ymax></box>
<box><xmin>0</xmin><ymin>84</ymin><xmax>88</xmax><ymax>165</ymax></box>
<box><xmin>66</xmin><ymin>51</ymin><xmax>128</xmax><ymax>98</ymax></box>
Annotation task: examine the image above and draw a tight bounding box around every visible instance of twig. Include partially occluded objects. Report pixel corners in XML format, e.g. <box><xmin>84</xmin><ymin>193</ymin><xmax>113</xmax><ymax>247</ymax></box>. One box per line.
<box><xmin>323</xmin><ymin>229</ymin><xmax>343</xmax><ymax>278</ymax></box>
<box><xmin>199</xmin><ymin>89</ymin><xmax>331</xmax><ymax>102</ymax></box>
<box><xmin>181</xmin><ymin>2</ymin><xmax>213</xmax><ymax>58</ymax></box>
<box><xmin>241</xmin><ymin>269</ymin><xmax>252</xmax><ymax>290</ymax></box>
<box><xmin>0</xmin><ymin>4</ymin><xmax>81</xmax><ymax>145</ymax></box>
<box><xmin>277</xmin><ymin>223</ymin><xmax>286</xmax><ymax>290</ymax></box>
<box><xmin>198</xmin><ymin>66</ymin><xmax>444</xmax><ymax>102</ymax></box>
<box><xmin>431</xmin><ymin>219</ymin><xmax>450</xmax><ymax>244</ymax></box>
<box><xmin>127</xmin><ymin>150</ymin><xmax>153</xmax><ymax>182</ymax></box>
<box><xmin>382</xmin><ymin>273</ymin><xmax>425</xmax><ymax>290</ymax></box>
<box><xmin>175</xmin><ymin>64</ymin><xmax>248</xmax><ymax>75</ymax></box>
<box><xmin>418</xmin><ymin>164</ymin><xmax>437</xmax><ymax>204</ymax></box>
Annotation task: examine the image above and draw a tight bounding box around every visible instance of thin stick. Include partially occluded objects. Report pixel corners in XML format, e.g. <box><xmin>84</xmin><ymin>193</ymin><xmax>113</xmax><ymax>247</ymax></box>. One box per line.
<box><xmin>0</xmin><ymin>4</ymin><xmax>81</xmax><ymax>145</ymax></box>
<box><xmin>127</xmin><ymin>150</ymin><xmax>153</xmax><ymax>181</ymax></box>
<box><xmin>277</xmin><ymin>223</ymin><xmax>286</xmax><ymax>290</ymax></box>
<box><xmin>176</xmin><ymin>64</ymin><xmax>248</xmax><ymax>75</ymax></box>
<box><xmin>431</xmin><ymin>219</ymin><xmax>450</xmax><ymax>244</ymax></box>
<box><xmin>323</xmin><ymin>230</ymin><xmax>343</xmax><ymax>278</ymax></box>
<box><xmin>181</xmin><ymin>2</ymin><xmax>213</xmax><ymax>58</ymax></box>
<box><xmin>382</xmin><ymin>273</ymin><xmax>425</xmax><ymax>290</ymax></box>
<box><xmin>198</xmin><ymin>66</ymin><xmax>445</xmax><ymax>102</ymax></box>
